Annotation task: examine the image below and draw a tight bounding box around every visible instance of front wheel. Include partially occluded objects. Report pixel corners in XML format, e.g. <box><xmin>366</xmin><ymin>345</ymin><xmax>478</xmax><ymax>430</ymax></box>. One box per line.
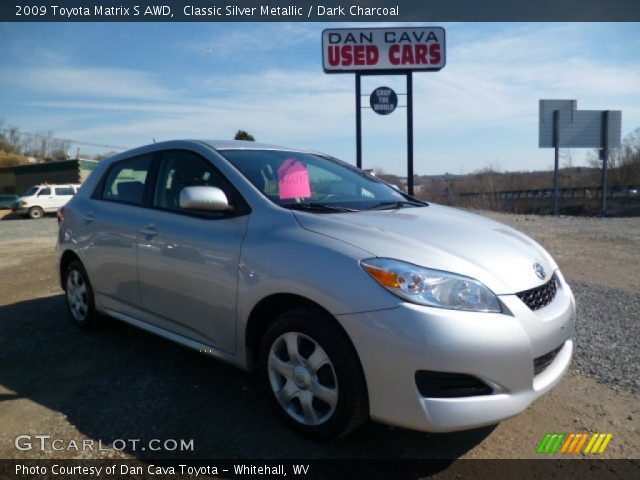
<box><xmin>259</xmin><ymin>308</ymin><xmax>368</xmax><ymax>438</ymax></box>
<box><xmin>64</xmin><ymin>260</ymin><xmax>100</xmax><ymax>329</ymax></box>
<box><xmin>28</xmin><ymin>206</ymin><xmax>44</xmax><ymax>219</ymax></box>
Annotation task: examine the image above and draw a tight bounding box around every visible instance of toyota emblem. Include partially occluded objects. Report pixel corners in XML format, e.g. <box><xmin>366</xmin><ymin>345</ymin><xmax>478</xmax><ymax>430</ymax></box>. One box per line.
<box><xmin>533</xmin><ymin>263</ymin><xmax>546</xmax><ymax>280</ymax></box>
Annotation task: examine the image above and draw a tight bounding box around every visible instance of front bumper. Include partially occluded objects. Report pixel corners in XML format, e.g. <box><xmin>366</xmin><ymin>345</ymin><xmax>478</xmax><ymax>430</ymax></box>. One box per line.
<box><xmin>337</xmin><ymin>271</ymin><xmax>576</xmax><ymax>432</ymax></box>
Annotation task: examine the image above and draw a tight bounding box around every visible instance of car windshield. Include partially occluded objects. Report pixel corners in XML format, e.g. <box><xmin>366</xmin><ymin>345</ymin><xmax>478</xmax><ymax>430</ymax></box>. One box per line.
<box><xmin>24</xmin><ymin>186</ymin><xmax>39</xmax><ymax>196</ymax></box>
<box><xmin>219</xmin><ymin>149</ymin><xmax>425</xmax><ymax>212</ymax></box>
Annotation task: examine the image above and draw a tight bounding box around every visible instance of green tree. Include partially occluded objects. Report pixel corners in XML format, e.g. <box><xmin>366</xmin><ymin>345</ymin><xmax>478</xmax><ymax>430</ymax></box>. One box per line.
<box><xmin>234</xmin><ymin>130</ymin><xmax>255</xmax><ymax>141</ymax></box>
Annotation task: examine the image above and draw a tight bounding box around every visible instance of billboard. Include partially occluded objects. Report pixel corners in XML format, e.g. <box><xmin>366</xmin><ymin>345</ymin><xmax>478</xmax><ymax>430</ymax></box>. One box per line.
<box><xmin>322</xmin><ymin>27</ymin><xmax>446</xmax><ymax>73</ymax></box>
<box><xmin>539</xmin><ymin>100</ymin><xmax>622</xmax><ymax>148</ymax></box>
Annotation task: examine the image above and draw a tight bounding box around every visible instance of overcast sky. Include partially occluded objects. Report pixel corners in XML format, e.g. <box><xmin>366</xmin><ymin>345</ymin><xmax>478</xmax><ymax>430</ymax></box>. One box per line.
<box><xmin>1</xmin><ymin>22</ymin><xmax>639</xmax><ymax>175</ymax></box>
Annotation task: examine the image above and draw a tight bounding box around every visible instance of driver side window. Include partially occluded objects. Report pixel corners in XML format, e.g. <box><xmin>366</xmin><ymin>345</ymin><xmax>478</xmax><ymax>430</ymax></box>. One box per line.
<box><xmin>153</xmin><ymin>150</ymin><xmax>234</xmax><ymax>213</ymax></box>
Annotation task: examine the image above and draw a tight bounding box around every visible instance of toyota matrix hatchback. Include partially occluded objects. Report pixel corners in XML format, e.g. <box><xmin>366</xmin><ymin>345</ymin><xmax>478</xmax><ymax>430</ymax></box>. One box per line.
<box><xmin>57</xmin><ymin>140</ymin><xmax>575</xmax><ymax>438</ymax></box>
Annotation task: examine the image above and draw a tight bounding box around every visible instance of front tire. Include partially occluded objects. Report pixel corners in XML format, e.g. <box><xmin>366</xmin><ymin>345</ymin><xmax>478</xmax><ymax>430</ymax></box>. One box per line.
<box><xmin>258</xmin><ymin>308</ymin><xmax>368</xmax><ymax>438</ymax></box>
<box><xmin>64</xmin><ymin>260</ymin><xmax>99</xmax><ymax>329</ymax></box>
<box><xmin>28</xmin><ymin>206</ymin><xmax>44</xmax><ymax>219</ymax></box>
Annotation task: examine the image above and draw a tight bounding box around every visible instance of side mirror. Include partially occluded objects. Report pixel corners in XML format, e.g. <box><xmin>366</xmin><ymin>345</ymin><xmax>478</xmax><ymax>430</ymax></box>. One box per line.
<box><xmin>179</xmin><ymin>186</ymin><xmax>231</xmax><ymax>212</ymax></box>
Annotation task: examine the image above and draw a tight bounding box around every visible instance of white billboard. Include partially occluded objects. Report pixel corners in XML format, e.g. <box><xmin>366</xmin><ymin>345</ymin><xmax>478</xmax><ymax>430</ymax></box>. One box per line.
<box><xmin>322</xmin><ymin>27</ymin><xmax>446</xmax><ymax>73</ymax></box>
<box><xmin>539</xmin><ymin>100</ymin><xmax>622</xmax><ymax>148</ymax></box>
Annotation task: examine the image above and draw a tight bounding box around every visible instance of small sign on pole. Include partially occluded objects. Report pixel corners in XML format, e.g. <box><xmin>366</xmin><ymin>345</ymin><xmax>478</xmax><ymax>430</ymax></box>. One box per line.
<box><xmin>370</xmin><ymin>87</ymin><xmax>398</xmax><ymax>115</ymax></box>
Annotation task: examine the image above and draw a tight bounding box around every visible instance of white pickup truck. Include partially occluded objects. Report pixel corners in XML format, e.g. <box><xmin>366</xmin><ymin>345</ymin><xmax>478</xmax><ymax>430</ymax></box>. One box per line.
<box><xmin>13</xmin><ymin>184</ymin><xmax>81</xmax><ymax>219</ymax></box>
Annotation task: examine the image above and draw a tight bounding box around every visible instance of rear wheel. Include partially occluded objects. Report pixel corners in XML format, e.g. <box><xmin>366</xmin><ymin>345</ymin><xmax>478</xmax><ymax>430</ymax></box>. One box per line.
<box><xmin>258</xmin><ymin>308</ymin><xmax>368</xmax><ymax>438</ymax></box>
<box><xmin>64</xmin><ymin>260</ymin><xmax>99</xmax><ymax>328</ymax></box>
<box><xmin>28</xmin><ymin>206</ymin><xmax>44</xmax><ymax>219</ymax></box>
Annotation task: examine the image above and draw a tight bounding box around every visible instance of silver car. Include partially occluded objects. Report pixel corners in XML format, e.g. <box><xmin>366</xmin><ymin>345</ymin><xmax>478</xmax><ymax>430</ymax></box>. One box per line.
<box><xmin>57</xmin><ymin>140</ymin><xmax>575</xmax><ymax>438</ymax></box>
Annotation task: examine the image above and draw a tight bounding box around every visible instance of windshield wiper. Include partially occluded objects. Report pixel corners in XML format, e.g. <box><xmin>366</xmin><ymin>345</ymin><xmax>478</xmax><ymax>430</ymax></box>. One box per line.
<box><xmin>283</xmin><ymin>203</ymin><xmax>358</xmax><ymax>213</ymax></box>
<box><xmin>365</xmin><ymin>200</ymin><xmax>427</xmax><ymax>211</ymax></box>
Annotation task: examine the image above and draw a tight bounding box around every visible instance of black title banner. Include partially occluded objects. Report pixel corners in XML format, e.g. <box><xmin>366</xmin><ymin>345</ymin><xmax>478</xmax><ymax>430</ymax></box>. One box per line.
<box><xmin>3</xmin><ymin>0</ymin><xmax>640</xmax><ymax>22</ymax></box>
<box><xmin>2</xmin><ymin>459</ymin><xmax>640</xmax><ymax>480</ymax></box>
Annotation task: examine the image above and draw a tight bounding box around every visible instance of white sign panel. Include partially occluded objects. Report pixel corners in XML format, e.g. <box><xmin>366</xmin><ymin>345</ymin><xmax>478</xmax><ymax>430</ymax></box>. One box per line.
<box><xmin>322</xmin><ymin>27</ymin><xmax>446</xmax><ymax>73</ymax></box>
<box><xmin>539</xmin><ymin>99</ymin><xmax>622</xmax><ymax>148</ymax></box>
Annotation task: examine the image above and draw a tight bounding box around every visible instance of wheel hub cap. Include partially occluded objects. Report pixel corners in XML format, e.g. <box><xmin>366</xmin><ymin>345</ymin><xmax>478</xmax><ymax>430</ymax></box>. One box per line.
<box><xmin>267</xmin><ymin>331</ymin><xmax>338</xmax><ymax>426</ymax></box>
<box><xmin>293</xmin><ymin>366</ymin><xmax>311</xmax><ymax>389</ymax></box>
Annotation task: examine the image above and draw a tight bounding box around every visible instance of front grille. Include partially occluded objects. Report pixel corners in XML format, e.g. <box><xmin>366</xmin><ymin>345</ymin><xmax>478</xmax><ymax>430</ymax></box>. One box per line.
<box><xmin>516</xmin><ymin>273</ymin><xmax>558</xmax><ymax>311</ymax></box>
<box><xmin>533</xmin><ymin>344</ymin><xmax>563</xmax><ymax>376</ymax></box>
<box><xmin>415</xmin><ymin>370</ymin><xmax>493</xmax><ymax>398</ymax></box>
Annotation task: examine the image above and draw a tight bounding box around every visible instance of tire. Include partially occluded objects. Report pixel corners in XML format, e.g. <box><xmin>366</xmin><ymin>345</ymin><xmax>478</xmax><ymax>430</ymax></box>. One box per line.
<box><xmin>64</xmin><ymin>260</ymin><xmax>100</xmax><ymax>329</ymax></box>
<box><xmin>28</xmin><ymin>206</ymin><xmax>44</xmax><ymax>219</ymax></box>
<box><xmin>258</xmin><ymin>308</ymin><xmax>368</xmax><ymax>439</ymax></box>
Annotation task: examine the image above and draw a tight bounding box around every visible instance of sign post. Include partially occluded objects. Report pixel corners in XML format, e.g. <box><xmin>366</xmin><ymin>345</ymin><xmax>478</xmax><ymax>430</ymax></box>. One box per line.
<box><xmin>355</xmin><ymin>73</ymin><xmax>362</xmax><ymax>169</ymax></box>
<box><xmin>553</xmin><ymin>110</ymin><xmax>560</xmax><ymax>215</ymax></box>
<box><xmin>322</xmin><ymin>27</ymin><xmax>446</xmax><ymax>196</ymax></box>
<box><xmin>601</xmin><ymin>110</ymin><xmax>610</xmax><ymax>215</ymax></box>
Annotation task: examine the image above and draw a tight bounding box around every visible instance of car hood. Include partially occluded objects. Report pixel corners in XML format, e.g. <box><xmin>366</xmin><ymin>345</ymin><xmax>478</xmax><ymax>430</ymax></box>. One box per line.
<box><xmin>293</xmin><ymin>204</ymin><xmax>557</xmax><ymax>295</ymax></box>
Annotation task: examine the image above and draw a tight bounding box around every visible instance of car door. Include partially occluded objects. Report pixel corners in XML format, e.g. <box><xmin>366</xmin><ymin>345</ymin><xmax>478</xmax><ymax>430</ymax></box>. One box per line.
<box><xmin>137</xmin><ymin>149</ymin><xmax>250</xmax><ymax>354</ymax></box>
<box><xmin>54</xmin><ymin>186</ymin><xmax>75</xmax><ymax>209</ymax></box>
<box><xmin>82</xmin><ymin>153</ymin><xmax>154</xmax><ymax>319</ymax></box>
<box><xmin>36</xmin><ymin>187</ymin><xmax>55</xmax><ymax>211</ymax></box>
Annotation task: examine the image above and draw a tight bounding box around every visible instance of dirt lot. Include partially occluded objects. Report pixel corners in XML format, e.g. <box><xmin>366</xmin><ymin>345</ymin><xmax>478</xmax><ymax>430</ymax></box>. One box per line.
<box><xmin>0</xmin><ymin>211</ymin><xmax>638</xmax><ymax>460</ymax></box>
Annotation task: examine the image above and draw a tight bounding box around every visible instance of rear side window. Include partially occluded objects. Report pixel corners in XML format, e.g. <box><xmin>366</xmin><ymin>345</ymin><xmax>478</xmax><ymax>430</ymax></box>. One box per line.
<box><xmin>55</xmin><ymin>187</ymin><xmax>75</xmax><ymax>196</ymax></box>
<box><xmin>101</xmin><ymin>155</ymin><xmax>152</xmax><ymax>205</ymax></box>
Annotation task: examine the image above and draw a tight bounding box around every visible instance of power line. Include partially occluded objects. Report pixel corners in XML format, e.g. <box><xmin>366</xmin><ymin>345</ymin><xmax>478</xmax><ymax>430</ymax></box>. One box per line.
<box><xmin>0</xmin><ymin>128</ymin><xmax>130</xmax><ymax>151</ymax></box>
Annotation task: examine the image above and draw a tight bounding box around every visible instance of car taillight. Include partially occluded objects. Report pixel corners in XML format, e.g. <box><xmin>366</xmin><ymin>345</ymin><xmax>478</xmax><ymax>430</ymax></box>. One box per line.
<box><xmin>57</xmin><ymin>206</ymin><xmax>65</xmax><ymax>225</ymax></box>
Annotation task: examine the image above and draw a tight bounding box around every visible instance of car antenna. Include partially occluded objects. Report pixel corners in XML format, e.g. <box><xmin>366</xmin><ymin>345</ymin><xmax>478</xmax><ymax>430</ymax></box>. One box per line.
<box><xmin>152</xmin><ymin>138</ymin><xmax>156</xmax><ymax>143</ymax></box>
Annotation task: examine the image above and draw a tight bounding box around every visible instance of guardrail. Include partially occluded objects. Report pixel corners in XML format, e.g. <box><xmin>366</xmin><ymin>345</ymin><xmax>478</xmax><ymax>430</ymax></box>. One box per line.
<box><xmin>458</xmin><ymin>185</ymin><xmax>639</xmax><ymax>200</ymax></box>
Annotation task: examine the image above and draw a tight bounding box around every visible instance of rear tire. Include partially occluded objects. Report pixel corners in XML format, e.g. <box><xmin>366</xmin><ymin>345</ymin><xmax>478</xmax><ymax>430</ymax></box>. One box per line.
<box><xmin>28</xmin><ymin>207</ymin><xmax>44</xmax><ymax>219</ymax></box>
<box><xmin>258</xmin><ymin>308</ymin><xmax>368</xmax><ymax>439</ymax></box>
<box><xmin>64</xmin><ymin>260</ymin><xmax>100</xmax><ymax>329</ymax></box>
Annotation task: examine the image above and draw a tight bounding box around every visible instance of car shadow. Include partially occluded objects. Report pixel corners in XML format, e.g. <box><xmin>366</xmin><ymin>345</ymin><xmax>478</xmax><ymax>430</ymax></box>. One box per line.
<box><xmin>0</xmin><ymin>295</ymin><xmax>495</xmax><ymax>463</ymax></box>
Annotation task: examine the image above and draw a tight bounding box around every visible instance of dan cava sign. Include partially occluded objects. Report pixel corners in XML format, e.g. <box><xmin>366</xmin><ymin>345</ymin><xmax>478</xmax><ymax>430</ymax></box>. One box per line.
<box><xmin>322</xmin><ymin>27</ymin><xmax>446</xmax><ymax>73</ymax></box>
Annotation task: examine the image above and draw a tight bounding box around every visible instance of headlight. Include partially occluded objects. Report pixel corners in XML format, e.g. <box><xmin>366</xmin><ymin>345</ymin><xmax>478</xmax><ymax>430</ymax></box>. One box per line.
<box><xmin>360</xmin><ymin>258</ymin><xmax>501</xmax><ymax>313</ymax></box>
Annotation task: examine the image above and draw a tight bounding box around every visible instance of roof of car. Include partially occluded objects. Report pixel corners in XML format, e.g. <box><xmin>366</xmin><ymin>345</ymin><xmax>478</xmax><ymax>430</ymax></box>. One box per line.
<box><xmin>201</xmin><ymin>140</ymin><xmax>309</xmax><ymax>152</ymax></box>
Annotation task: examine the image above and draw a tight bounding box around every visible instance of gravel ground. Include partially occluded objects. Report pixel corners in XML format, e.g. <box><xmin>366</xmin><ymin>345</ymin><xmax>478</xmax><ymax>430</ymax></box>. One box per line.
<box><xmin>570</xmin><ymin>281</ymin><xmax>640</xmax><ymax>394</ymax></box>
<box><xmin>0</xmin><ymin>212</ymin><xmax>58</xmax><ymax>241</ymax></box>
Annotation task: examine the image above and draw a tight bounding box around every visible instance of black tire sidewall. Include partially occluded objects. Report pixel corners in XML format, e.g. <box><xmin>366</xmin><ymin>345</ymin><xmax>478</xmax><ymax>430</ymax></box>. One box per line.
<box><xmin>258</xmin><ymin>308</ymin><xmax>368</xmax><ymax>439</ymax></box>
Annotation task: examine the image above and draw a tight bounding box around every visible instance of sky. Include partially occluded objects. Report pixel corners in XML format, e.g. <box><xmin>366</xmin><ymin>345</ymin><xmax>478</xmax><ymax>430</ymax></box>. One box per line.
<box><xmin>0</xmin><ymin>22</ymin><xmax>639</xmax><ymax>175</ymax></box>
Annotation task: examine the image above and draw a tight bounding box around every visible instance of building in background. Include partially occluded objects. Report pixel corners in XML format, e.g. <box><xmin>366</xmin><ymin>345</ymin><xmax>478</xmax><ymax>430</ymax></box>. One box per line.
<box><xmin>0</xmin><ymin>159</ymin><xmax>99</xmax><ymax>195</ymax></box>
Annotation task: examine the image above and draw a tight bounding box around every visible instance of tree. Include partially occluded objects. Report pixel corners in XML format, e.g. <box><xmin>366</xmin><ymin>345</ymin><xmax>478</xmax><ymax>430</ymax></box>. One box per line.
<box><xmin>234</xmin><ymin>130</ymin><xmax>255</xmax><ymax>141</ymax></box>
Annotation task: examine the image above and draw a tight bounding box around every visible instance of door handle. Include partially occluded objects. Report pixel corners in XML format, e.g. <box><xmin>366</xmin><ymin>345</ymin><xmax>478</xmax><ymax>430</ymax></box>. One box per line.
<box><xmin>139</xmin><ymin>224</ymin><xmax>159</xmax><ymax>237</ymax></box>
<box><xmin>82</xmin><ymin>212</ymin><xmax>95</xmax><ymax>223</ymax></box>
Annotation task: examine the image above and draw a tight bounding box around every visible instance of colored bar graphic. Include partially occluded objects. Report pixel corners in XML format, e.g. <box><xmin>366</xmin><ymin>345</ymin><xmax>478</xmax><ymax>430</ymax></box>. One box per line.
<box><xmin>560</xmin><ymin>433</ymin><xmax>576</xmax><ymax>453</ymax></box>
<box><xmin>573</xmin><ymin>433</ymin><xmax>589</xmax><ymax>453</ymax></box>
<box><xmin>538</xmin><ymin>432</ymin><xmax>613</xmax><ymax>455</ymax></box>
<box><xmin>597</xmin><ymin>434</ymin><xmax>613</xmax><ymax>454</ymax></box>
<box><xmin>537</xmin><ymin>433</ymin><xmax>553</xmax><ymax>453</ymax></box>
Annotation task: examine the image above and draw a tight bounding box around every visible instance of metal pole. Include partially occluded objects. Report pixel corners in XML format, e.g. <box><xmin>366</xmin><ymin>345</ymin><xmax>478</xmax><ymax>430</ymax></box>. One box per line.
<box><xmin>601</xmin><ymin>110</ymin><xmax>610</xmax><ymax>216</ymax></box>
<box><xmin>407</xmin><ymin>72</ymin><xmax>414</xmax><ymax>197</ymax></box>
<box><xmin>553</xmin><ymin>110</ymin><xmax>560</xmax><ymax>215</ymax></box>
<box><xmin>355</xmin><ymin>73</ymin><xmax>362</xmax><ymax>169</ymax></box>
